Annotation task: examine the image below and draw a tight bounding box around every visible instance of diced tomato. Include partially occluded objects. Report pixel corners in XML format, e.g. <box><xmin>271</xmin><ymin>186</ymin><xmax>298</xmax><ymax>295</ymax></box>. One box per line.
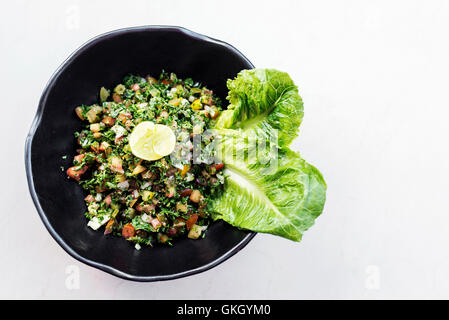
<box><xmin>112</xmin><ymin>93</ymin><xmax>122</xmax><ymax>103</ymax></box>
<box><xmin>213</xmin><ymin>163</ymin><xmax>224</xmax><ymax>171</ymax></box>
<box><xmin>67</xmin><ymin>166</ymin><xmax>87</xmax><ymax>181</ymax></box>
<box><xmin>90</xmin><ymin>143</ymin><xmax>100</xmax><ymax>153</ymax></box>
<box><xmin>117</xmin><ymin>112</ymin><xmax>132</xmax><ymax>124</ymax></box>
<box><xmin>98</xmin><ymin>141</ymin><xmax>110</xmax><ymax>152</ymax></box>
<box><xmin>110</xmin><ymin>156</ymin><xmax>124</xmax><ymax>174</ymax></box>
<box><xmin>102</xmin><ymin>103</ymin><xmax>112</xmax><ymax>113</ymax></box>
<box><xmin>78</xmin><ymin>166</ymin><xmax>88</xmax><ymax>175</ymax></box>
<box><xmin>142</xmin><ymin>204</ymin><xmax>156</xmax><ymax>213</ymax></box>
<box><xmin>95</xmin><ymin>184</ymin><xmax>107</xmax><ymax>193</ymax></box>
<box><xmin>122</xmin><ymin>224</ymin><xmax>135</xmax><ymax>239</ymax></box>
<box><xmin>165</xmin><ymin>186</ymin><xmax>175</xmax><ymax>198</ymax></box>
<box><xmin>151</xmin><ymin>218</ymin><xmax>161</xmax><ymax>229</ymax></box>
<box><xmin>102</xmin><ymin>116</ymin><xmax>115</xmax><ymax>126</ymax></box>
<box><xmin>161</xmin><ymin>79</ymin><xmax>171</xmax><ymax>85</ymax></box>
<box><xmin>84</xmin><ymin>194</ymin><xmax>95</xmax><ymax>203</ymax></box>
<box><xmin>203</xmin><ymin>95</ymin><xmax>213</xmax><ymax>105</ymax></box>
<box><xmin>74</xmin><ymin>154</ymin><xmax>85</xmax><ymax>163</ymax></box>
<box><xmin>160</xmin><ymin>110</ymin><xmax>169</xmax><ymax>119</ymax></box>
<box><xmin>104</xmin><ymin>195</ymin><xmax>112</xmax><ymax>207</ymax></box>
<box><xmin>186</xmin><ymin>214</ymin><xmax>198</xmax><ymax>231</ymax></box>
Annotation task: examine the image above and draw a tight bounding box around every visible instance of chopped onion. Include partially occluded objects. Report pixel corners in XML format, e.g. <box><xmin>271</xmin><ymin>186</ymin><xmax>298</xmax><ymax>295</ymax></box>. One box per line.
<box><xmin>173</xmin><ymin>162</ymin><xmax>184</xmax><ymax>170</ymax></box>
<box><xmin>141</xmin><ymin>213</ymin><xmax>153</xmax><ymax>223</ymax></box>
<box><xmin>141</xmin><ymin>182</ymin><xmax>151</xmax><ymax>189</ymax></box>
<box><xmin>117</xmin><ymin>180</ymin><xmax>129</xmax><ymax>190</ymax></box>
<box><xmin>111</xmin><ymin>124</ymin><xmax>127</xmax><ymax>138</ymax></box>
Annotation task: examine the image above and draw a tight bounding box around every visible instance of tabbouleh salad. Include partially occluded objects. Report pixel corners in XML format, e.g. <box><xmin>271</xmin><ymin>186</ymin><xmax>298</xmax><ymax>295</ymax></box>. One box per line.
<box><xmin>66</xmin><ymin>72</ymin><xmax>225</xmax><ymax>249</ymax></box>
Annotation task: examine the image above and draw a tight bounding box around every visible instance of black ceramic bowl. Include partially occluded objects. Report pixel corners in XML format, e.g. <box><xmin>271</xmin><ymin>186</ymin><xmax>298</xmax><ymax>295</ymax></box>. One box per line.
<box><xmin>25</xmin><ymin>26</ymin><xmax>255</xmax><ymax>281</ymax></box>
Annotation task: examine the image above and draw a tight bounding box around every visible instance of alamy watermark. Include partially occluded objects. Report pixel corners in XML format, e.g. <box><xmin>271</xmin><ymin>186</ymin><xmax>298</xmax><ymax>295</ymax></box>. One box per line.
<box><xmin>65</xmin><ymin>4</ymin><xmax>80</xmax><ymax>30</ymax></box>
<box><xmin>65</xmin><ymin>265</ymin><xmax>80</xmax><ymax>290</ymax></box>
<box><xmin>365</xmin><ymin>265</ymin><xmax>380</xmax><ymax>290</ymax></box>
<box><xmin>169</xmin><ymin>127</ymin><xmax>279</xmax><ymax>175</ymax></box>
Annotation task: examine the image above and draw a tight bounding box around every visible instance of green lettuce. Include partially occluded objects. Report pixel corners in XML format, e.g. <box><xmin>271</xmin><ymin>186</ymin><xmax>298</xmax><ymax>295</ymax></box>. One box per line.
<box><xmin>215</xmin><ymin>68</ymin><xmax>304</xmax><ymax>147</ymax></box>
<box><xmin>209</xmin><ymin>69</ymin><xmax>326</xmax><ymax>242</ymax></box>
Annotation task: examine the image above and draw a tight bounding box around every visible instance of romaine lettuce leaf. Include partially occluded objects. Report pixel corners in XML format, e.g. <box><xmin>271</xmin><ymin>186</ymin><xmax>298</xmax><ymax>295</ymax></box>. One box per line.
<box><xmin>209</xmin><ymin>69</ymin><xmax>326</xmax><ymax>242</ymax></box>
<box><xmin>215</xmin><ymin>69</ymin><xmax>304</xmax><ymax>147</ymax></box>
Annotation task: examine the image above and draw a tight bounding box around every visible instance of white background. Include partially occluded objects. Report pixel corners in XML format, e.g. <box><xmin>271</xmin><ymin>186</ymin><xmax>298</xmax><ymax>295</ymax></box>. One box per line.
<box><xmin>1</xmin><ymin>0</ymin><xmax>449</xmax><ymax>299</ymax></box>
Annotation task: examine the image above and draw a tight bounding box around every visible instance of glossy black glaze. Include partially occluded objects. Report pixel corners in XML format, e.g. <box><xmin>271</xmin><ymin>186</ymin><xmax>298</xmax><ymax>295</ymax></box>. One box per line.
<box><xmin>25</xmin><ymin>26</ymin><xmax>255</xmax><ymax>282</ymax></box>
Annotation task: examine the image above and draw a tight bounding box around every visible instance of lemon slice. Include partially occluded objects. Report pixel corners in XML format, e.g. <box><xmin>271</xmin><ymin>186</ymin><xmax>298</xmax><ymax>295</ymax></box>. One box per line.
<box><xmin>129</xmin><ymin>121</ymin><xmax>159</xmax><ymax>160</ymax></box>
<box><xmin>128</xmin><ymin>121</ymin><xmax>155</xmax><ymax>146</ymax></box>
<box><xmin>152</xmin><ymin>124</ymin><xmax>176</xmax><ymax>157</ymax></box>
<box><xmin>129</xmin><ymin>121</ymin><xmax>176</xmax><ymax>161</ymax></box>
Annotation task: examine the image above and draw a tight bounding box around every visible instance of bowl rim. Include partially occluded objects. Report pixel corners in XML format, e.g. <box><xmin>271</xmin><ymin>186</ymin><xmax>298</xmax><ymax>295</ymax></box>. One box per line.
<box><xmin>25</xmin><ymin>25</ymin><xmax>256</xmax><ymax>282</ymax></box>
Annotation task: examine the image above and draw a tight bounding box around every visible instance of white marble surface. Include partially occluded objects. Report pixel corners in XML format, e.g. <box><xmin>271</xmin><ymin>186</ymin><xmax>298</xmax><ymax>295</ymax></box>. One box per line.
<box><xmin>2</xmin><ymin>0</ymin><xmax>449</xmax><ymax>299</ymax></box>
